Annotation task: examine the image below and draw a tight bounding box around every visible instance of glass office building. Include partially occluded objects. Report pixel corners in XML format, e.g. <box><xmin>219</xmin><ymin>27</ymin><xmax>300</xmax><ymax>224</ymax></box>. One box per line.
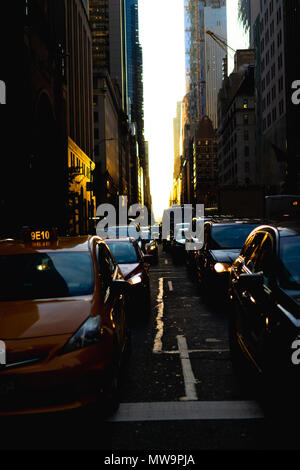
<box><xmin>184</xmin><ymin>0</ymin><xmax>226</xmax><ymax>129</ymax></box>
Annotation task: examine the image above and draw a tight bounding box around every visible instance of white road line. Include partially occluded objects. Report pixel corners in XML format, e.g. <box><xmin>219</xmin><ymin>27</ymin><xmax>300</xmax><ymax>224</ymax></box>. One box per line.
<box><xmin>153</xmin><ymin>277</ymin><xmax>164</xmax><ymax>353</ymax></box>
<box><xmin>108</xmin><ymin>401</ymin><xmax>264</xmax><ymax>422</ymax></box>
<box><xmin>177</xmin><ymin>335</ymin><xmax>198</xmax><ymax>401</ymax></box>
<box><xmin>168</xmin><ymin>281</ymin><xmax>173</xmax><ymax>291</ymax></box>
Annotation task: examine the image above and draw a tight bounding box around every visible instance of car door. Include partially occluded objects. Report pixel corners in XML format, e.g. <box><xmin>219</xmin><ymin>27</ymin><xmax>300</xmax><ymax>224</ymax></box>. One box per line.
<box><xmin>96</xmin><ymin>242</ymin><xmax>127</xmax><ymax>350</ymax></box>
<box><xmin>237</xmin><ymin>231</ymin><xmax>277</xmax><ymax>366</ymax></box>
<box><xmin>196</xmin><ymin>223</ymin><xmax>210</xmax><ymax>283</ymax></box>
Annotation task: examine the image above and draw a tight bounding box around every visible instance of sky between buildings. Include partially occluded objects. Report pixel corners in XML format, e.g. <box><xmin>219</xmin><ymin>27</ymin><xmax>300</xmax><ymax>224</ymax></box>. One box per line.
<box><xmin>139</xmin><ymin>0</ymin><xmax>249</xmax><ymax>221</ymax></box>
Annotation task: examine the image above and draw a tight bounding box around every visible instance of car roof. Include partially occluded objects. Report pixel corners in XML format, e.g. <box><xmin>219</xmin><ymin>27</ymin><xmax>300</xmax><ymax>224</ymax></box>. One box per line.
<box><xmin>0</xmin><ymin>236</ymin><xmax>96</xmax><ymax>255</ymax></box>
<box><xmin>105</xmin><ymin>237</ymin><xmax>136</xmax><ymax>243</ymax></box>
<box><xmin>252</xmin><ymin>220</ymin><xmax>300</xmax><ymax>238</ymax></box>
<box><xmin>208</xmin><ymin>218</ymin><xmax>263</xmax><ymax>226</ymax></box>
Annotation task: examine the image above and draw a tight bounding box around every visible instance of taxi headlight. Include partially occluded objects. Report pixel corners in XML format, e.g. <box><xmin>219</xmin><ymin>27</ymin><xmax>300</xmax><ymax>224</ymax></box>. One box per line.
<box><xmin>129</xmin><ymin>273</ymin><xmax>143</xmax><ymax>285</ymax></box>
<box><xmin>61</xmin><ymin>315</ymin><xmax>102</xmax><ymax>354</ymax></box>
<box><xmin>214</xmin><ymin>262</ymin><xmax>231</xmax><ymax>273</ymax></box>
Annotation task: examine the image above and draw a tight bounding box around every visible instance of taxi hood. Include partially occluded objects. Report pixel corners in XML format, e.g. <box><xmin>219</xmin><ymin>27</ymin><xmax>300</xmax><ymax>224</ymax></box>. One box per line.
<box><xmin>0</xmin><ymin>297</ymin><xmax>93</xmax><ymax>339</ymax></box>
<box><xmin>118</xmin><ymin>263</ymin><xmax>141</xmax><ymax>280</ymax></box>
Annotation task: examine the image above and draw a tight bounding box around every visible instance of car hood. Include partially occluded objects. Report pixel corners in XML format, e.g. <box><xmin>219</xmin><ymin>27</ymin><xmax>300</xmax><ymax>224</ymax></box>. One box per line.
<box><xmin>210</xmin><ymin>249</ymin><xmax>240</xmax><ymax>264</ymax></box>
<box><xmin>0</xmin><ymin>297</ymin><xmax>93</xmax><ymax>339</ymax></box>
<box><xmin>119</xmin><ymin>263</ymin><xmax>141</xmax><ymax>280</ymax></box>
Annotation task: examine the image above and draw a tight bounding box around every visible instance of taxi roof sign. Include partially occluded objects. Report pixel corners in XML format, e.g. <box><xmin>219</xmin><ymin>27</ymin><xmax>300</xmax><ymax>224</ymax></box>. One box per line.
<box><xmin>20</xmin><ymin>227</ymin><xmax>59</xmax><ymax>242</ymax></box>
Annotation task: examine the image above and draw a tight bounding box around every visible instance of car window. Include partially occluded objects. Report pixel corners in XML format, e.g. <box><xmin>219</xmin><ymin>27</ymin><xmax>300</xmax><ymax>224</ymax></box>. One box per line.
<box><xmin>210</xmin><ymin>224</ymin><xmax>258</xmax><ymax>249</ymax></box>
<box><xmin>204</xmin><ymin>224</ymin><xmax>210</xmax><ymax>247</ymax></box>
<box><xmin>279</xmin><ymin>236</ymin><xmax>300</xmax><ymax>290</ymax></box>
<box><xmin>97</xmin><ymin>243</ymin><xmax>115</xmax><ymax>298</ymax></box>
<box><xmin>243</xmin><ymin>232</ymin><xmax>264</xmax><ymax>271</ymax></box>
<box><xmin>0</xmin><ymin>252</ymin><xmax>94</xmax><ymax>301</ymax></box>
<box><xmin>106</xmin><ymin>241</ymin><xmax>139</xmax><ymax>264</ymax></box>
<box><xmin>252</xmin><ymin>232</ymin><xmax>275</xmax><ymax>282</ymax></box>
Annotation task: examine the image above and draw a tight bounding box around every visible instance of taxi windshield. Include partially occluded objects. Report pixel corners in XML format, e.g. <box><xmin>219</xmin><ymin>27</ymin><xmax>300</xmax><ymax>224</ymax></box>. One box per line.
<box><xmin>106</xmin><ymin>242</ymin><xmax>138</xmax><ymax>264</ymax></box>
<box><xmin>210</xmin><ymin>224</ymin><xmax>258</xmax><ymax>249</ymax></box>
<box><xmin>0</xmin><ymin>252</ymin><xmax>94</xmax><ymax>301</ymax></box>
<box><xmin>279</xmin><ymin>237</ymin><xmax>300</xmax><ymax>290</ymax></box>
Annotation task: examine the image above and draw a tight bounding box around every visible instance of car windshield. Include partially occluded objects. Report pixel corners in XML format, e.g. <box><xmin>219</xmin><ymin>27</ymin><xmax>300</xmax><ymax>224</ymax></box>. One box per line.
<box><xmin>106</xmin><ymin>241</ymin><xmax>138</xmax><ymax>264</ymax></box>
<box><xmin>0</xmin><ymin>252</ymin><xmax>94</xmax><ymax>301</ymax></box>
<box><xmin>106</xmin><ymin>226</ymin><xmax>140</xmax><ymax>239</ymax></box>
<box><xmin>210</xmin><ymin>224</ymin><xmax>258</xmax><ymax>249</ymax></box>
<box><xmin>279</xmin><ymin>237</ymin><xmax>300</xmax><ymax>290</ymax></box>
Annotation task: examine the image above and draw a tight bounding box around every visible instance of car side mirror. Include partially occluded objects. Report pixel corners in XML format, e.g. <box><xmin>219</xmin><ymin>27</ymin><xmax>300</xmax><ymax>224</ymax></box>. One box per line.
<box><xmin>238</xmin><ymin>272</ymin><xmax>264</xmax><ymax>290</ymax></box>
<box><xmin>111</xmin><ymin>279</ymin><xmax>130</xmax><ymax>296</ymax></box>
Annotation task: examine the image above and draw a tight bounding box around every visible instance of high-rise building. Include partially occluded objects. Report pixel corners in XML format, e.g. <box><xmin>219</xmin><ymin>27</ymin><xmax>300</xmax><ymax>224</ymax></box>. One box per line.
<box><xmin>183</xmin><ymin>0</ymin><xmax>226</xmax><ymax>205</ymax></box>
<box><xmin>2</xmin><ymin>0</ymin><xmax>95</xmax><ymax>237</ymax></box>
<box><xmin>255</xmin><ymin>0</ymin><xmax>300</xmax><ymax>193</ymax></box>
<box><xmin>125</xmin><ymin>0</ymin><xmax>151</xmax><ymax>210</ymax></box>
<box><xmin>172</xmin><ymin>102</ymin><xmax>182</xmax><ymax>205</ymax></box>
<box><xmin>184</xmin><ymin>0</ymin><xmax>226</xmax><ymax>129</ymax></box>
<box><xmin>90</xmin><ymin>0</ymin><xmax>131</xmax><ymax>207</ymax></box>
<box><xmin>193</xmin><ymin>116</ymin><xmax>218</xmax><ymax>206</ymax></box>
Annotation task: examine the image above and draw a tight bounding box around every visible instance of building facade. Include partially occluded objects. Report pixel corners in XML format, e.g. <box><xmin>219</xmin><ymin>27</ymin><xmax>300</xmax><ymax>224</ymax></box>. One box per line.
<box><xmin>1</xmin><ymin>0</ymin><xmax>95</xmax><ymax>238</ymax></box>
<box><xmin>217</xmin><ymin>53</ymin><xmax>257</xmax><ymax>187</ymax></box>
<box><xmin>254</xmin><ymin>0</ymin><xmax>300</xmax><ymax>193</ymax></box>
<box><xmin>125</xmin><ymin>0</ymin><xmax>151</xmax><ymax>210</ymax></box>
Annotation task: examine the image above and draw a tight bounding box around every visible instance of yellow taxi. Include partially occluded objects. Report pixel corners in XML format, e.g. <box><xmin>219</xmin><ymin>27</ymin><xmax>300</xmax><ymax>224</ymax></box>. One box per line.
<box><xmin>0</xmin><ymin>228</ymin><xmax>130</xmax><ymax>415</ymax></box>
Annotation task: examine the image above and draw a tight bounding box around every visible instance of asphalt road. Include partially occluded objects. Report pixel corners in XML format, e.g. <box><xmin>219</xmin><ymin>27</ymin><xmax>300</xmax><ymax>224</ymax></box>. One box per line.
<box><xmin>1</xmin><ymin>246</ymin><xmax>299</xmax><ymax>456</ymax></box>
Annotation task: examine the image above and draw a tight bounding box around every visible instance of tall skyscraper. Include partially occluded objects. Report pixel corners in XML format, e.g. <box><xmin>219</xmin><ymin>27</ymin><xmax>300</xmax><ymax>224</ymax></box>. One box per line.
<box><xmin>125</xmin><ymin>0</ymin><xmax>151</xmax><ymax>210</ymax></box>
<box><xmin>184</xmin><ymin>0</ymin><xmax>226</xmax><ymax>129</ymax></box>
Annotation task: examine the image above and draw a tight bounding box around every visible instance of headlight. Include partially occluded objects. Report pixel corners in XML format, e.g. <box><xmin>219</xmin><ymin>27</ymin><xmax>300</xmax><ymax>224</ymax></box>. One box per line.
<box><xmin>129</xmin><ymin>273</ymin><xmax>143</xmax><ymax>285</ymax></box>
<box><xmin>214</xmin><ymin>262</ymin><xmax>231</xmax><ymax>273</ymax></box>
<box><xmin>61</xmin><ymin>315</ymin><xmax>102</xmax><ymax>354</ymax></box>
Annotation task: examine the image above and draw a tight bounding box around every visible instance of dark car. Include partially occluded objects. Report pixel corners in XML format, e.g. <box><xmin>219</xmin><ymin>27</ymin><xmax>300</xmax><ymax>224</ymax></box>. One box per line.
<box><xmin>140</xmin><ymin>229</ymin><xmax>159</xmax><ymax>264</ymax></box>
<box><xmin>228</xmin><ymin>222</ymin><xmax>300</xmax><ymax>406</ymax></box>
<box><xmin>195</xmin><ymin>220</ymin><xmax>261</xmax><ymax>301</ymax></box>
<box><xmin>105</xmin><ymin>238</ymin><xmax>152</xmax><ymax>316</ymax></box>
<box><xmin>171</xmin><ymin>228</ymin><xmax>189</xmax><ymax>264</ymax></box>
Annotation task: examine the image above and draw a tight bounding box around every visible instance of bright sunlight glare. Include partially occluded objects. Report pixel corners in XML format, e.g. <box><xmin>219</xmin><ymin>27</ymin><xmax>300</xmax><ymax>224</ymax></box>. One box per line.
<box><xmin>139</xmin><ymin>0</ymin><xmax>185</xmax><ymax>221</ymax></box>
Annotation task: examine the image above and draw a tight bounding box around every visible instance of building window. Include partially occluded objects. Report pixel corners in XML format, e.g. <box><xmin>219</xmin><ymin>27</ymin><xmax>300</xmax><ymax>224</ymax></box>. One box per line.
<box><xmin>243</xmin><ymin>114</ymin><xmax>249</xmax><ymax>125</ymax></box>
<box><xmin>279</xmin><ymin>99</ymin><xmax>284</xmax><ymax>115</ymax></box>
<box><xmin>94</xmin><ymin>111</ymin><xmax>99</xmax><ymax>123</ymax></box>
